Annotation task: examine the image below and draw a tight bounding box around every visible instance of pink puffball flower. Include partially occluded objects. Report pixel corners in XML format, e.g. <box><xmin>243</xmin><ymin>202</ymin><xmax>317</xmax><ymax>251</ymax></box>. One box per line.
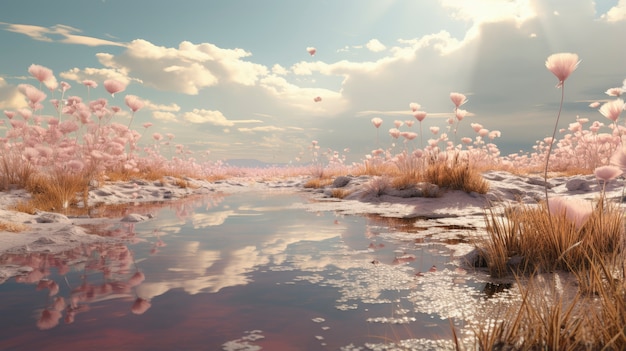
<box><xmin>131</xmin><ymin>298</ymin><xmax>151</xmax><ymax>315</ymax></box>
<box><xmin>18</xmin><ymin>84</ymin><xmax>46</xmax><ymax>106</ymax></box>
<box><xmin>605</xmin><ymin>87</ymin><xmax>624</xmax><ymax>97</ymax></box>
<box><xmin>589</xmin><ymin>101</ymin><xmax>601</xmax><ymax>108</ymax></box>
<box><xmin>413</xmin><ymin>111</ymin><xmax>427</xmax><ymax>122</ymax></box>
<box><xmin>455</xmin><ymin>109</ymin><xmax>468</xmax><ymax>121</ymax></box>
<box><xmin>409</xmin><ymin>102</ymin><xmax>421</xmax><ymax>112</ymax></box>
<box><xmin>548</xmin><ymin>196</ymin><xmax>593</xmax><ymax>229</ymax></box>
<box><xmin>82</xmin><ymin>80</ymin><xmax>98</xmax><ymax>88</ymax></box>
<box><xmin>127</xmin><ymin>271</ymin><xmax>146</xmax><ymax>287</ymax></box>
<box><xmin>599</xmin><ymin>98</ymin><xmax>624</xmax><ymax>122</ymax></box>
<box><xmin>371</xmin><ymin>117</ymin><xmax>383</xmax><ymax>128</ymax></box>
<box><xmin>471</xmin><ymin>123</ymin><xmax>483</xmax><ymax>132</ymax></box>
<box><xmin>488</xmin><ymin>130</ymin><xmax>501</xmax><ymax>140</ymax></box>
<box><xmin>4</xmin><ymin>110</ymin><xmax>15</xmax><ymax>119</ymax></box>
<box><xmin>313</xmin><ymin>96</ymin><xmax>322</xmax><ymax>102</ymax></box>
<box><xmin>143</xmin><ymin>122</ymin><xmax>153</xmax><ymax>128</ymax></box>
<box><xmin>60</xmin><ymin>81</ymin><xmax>71</xmax><ymax>92</ymax></box>
<box><xmin>37</xmin><ymin>309</ymin><xmax>62</xmax><ymax>330</ymax></box>
<box><xmin>430</xmin><ymin>126</ymin><xmax>440</xmax><ymax>134</ymax></box>
<box><xmin>594</xmin><ymin>165</ymin><xmax>623</xmax><ymax>182</ymax></box>
<box><xmin>401</xmin><ymin>132</ymin><xmax>417</xmax><ymax>140</ymax></box>
<box><xmin>393</xmin><ymin>120</ymin><xmax>403</xmax><ymax>128</ymax></box>
<box><xmin>104</xmin><ymin>79</ymin><xmax>127</xmax><ymax>97</ymax></box>
<box><xmin>307</xmin><ymin>47</ymin><xmax>316</xmax><ymax>56</ymax></box>
<box><xmin>153</xmin><ymin>132</ymin><xmax>163</xmax><ymax>141</ymax></box>
<box><xmin>28</xmin><ymin>64</ymin><xmax>53</xmax><ymax>83</ymax></box>
<box><xmin>545</xmin><ymin>53</ymin><xmax>580</xmax><ymax>88</ymax></box>
<box><xmin>461</xmin><ymin>137</ymin><xmax>472</xmax><ymax>144</ymax></box>
<box><xmin>389</xmin><ymin>128</ymin><xmax>401</xmax><ymax>139</ymax></box>
<box><xmin>404</xmin><ymin>120</ymin><xmax>414</xmax><ymax>127</ymax></box>
<box><xmin>479</xmin><ymin>128</ymin><xmax>489</xmax><ymax>137</ymax></box>
<box><xmin>124</xmin><ymin>94</ymin><xmax>144</xmax><ymax>112</ymax></box>
<box><xmin>450</xmin><ymin>92</ymin><xmax>467</xmax><ymax>108</ymax></box>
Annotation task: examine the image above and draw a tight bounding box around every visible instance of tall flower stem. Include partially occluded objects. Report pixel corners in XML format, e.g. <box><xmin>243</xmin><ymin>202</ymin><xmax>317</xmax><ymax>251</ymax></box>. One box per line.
<box><xmin>544</xmin><ymin>84</ymin><xmax>565</xmax><ymax>204</ymax></box>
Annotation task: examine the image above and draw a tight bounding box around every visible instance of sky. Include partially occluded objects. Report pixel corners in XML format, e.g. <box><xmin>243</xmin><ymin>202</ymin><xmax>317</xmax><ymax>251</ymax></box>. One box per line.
<box><xmin>0</xmin><ymin>0</ymin><xmax>625</xmax><ymax>164</ymax></box>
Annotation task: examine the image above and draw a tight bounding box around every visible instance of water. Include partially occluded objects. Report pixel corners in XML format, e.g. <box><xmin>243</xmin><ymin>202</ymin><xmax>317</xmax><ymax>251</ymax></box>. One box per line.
<box><xmin>0</xmin><ymin>190</ymin><xmax>505</xmax><ymax>350</ymax></box>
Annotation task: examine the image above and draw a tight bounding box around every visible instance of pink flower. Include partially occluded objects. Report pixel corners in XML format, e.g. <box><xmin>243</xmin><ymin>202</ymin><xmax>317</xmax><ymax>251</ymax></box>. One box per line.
<box><xmin>104</xmin><ymin>79</ymin><xmax>127</xmax><ymax>97</ymax></box>
<box><xmin>589</xmin><ymin>101</ymin><xmax>601</xmax><ymax>108</ymax></box>
<box><xmin>128</xmin><ymin>271</ymin><xmax>145</xmax><ymax>287</ymax></box>
<box><xmin>413</xmin><ymin>111</ymin><xmax>427</xmax><ymax>122</ymax></box>
<box><xmin>82</xmin><ymin>80</ymin><xmax>98</xmax><ymax>88</ymax></box>
<box><xmin>18</xmin><ymin>84</ymin><xmax>46</xmax><ymax>106</ymax></box>
<box><xmin>409</xmin><ymin>102</ymin><xmax>421</xmax><ymax>112</ymax></box>
<box><xmin>131</xmin><ymin>298</ymin><xmax>151</xmax><ymax>315</ymax></box>
<box><xmin>394</xmin><ymin>120</ymin><xmax>403</xmax><ymax>128</ymax></box>
<box><xmin>455</xmin><ymin>109</ymin><xmax>468</xmax><ymax>121</ymax></box>
<box><xmin>548</xmin><ymin>196</ymin><xmax>592</xmax><ymax>229</ymax></box>
<box><xmin>125</xmin><ymin>94</ymin><xmax>144</xmax><ymax>112</ymax></box>
<box><xmin>28</xmin><ymin>64</ymin><xmax>53</xmax><ymax>83</ymax></box>
<box><xmin>605</xmin><ymin>87</ymin><xmax>624</xmax><ymax>97</ymax></box>
<box><xmin>307</xmin><ymin>47</ymin><xmax>316</xmax><ymax>56</ymax></box>
<box><xmin>37</xmin><ymin>309</ymin><xmax>62</xmax><ymax>330</ymax></box>
<box><xmin>450</xmin><ymin>92</ymin><xmax>467</xmax><ymax>108</ymax></box>
<box><xmin>594</xmin><ymin>165</ymin><xmax>623</xmax><ymax>182</ymax></box>
<box><xmin>143</xmin><ymin>122</ymin><xmax>153</xmax><ymax>128</ymax></box>
<box><xmin>404</xmin><ymin>120</ymin><xmax>414</xmax><ymax>127</ymax></box>
<box><xmin>461</xmin><ymin>137</ymin><xmax>472</xmax><ymax>144</ymax></box>
<box><xmin>545</xmin><ymin>53</ymin><xmax>580</xmax><ymax>88</ymax></box>
<box><xmin>60</xmin><ymin>81</ymin><xmax>71</xmax><ymax>92</ymax></box>
<box><xmin>388</xmin><ymin>128</ymin><xmax>400</xmax><ymax>139</ymax></box>
<box><xmin>430</xmin><ymin>126</ymin><xmax>440</xmax><ymax>134</ymax></box>
<box><xmin>313</xmin><ymin>96</ymin><xmax>322</xmax><ymax>102</ymax></box>
<box><xmin>599</xmin><ymin>99</ymin><xmax>624</xmax><ymax>122</ymax></box>
<box><xmin>153</xmin><ymin>132</ymin><xmax>163</xmax><ymax>141</ymax></box>
<box><xmin>371</xmin><ymin>117</ymin><xmax>383</xmax><ymax>128</ymax></box>
<box><xmin>4</xmin><ymin>110</ymin><xmax>15</xmax><ymax>119</ymax></box>
<box><xmin>471</xmin><ymin>123</ymin><xmax>483</xmax><ymax>132</ymax></box>
<box><xmin>401</xmin><ymin>132</ymin><xmax>417</xmax><ymax>140</ymax></box>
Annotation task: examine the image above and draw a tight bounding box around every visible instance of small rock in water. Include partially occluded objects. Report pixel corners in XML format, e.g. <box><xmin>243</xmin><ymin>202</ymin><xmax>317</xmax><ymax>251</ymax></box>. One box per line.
<box><xmin>36</xmin><ymin>212</ymin><xmax>71</xmax><ymax>224</ymax></box>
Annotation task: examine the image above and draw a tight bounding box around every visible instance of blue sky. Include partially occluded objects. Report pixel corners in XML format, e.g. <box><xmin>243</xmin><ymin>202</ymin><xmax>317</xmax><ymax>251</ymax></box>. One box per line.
<box><xmin>1</xmin><ymin>0</ymin><xmax>625</xmax><ymax>164</ymax></box>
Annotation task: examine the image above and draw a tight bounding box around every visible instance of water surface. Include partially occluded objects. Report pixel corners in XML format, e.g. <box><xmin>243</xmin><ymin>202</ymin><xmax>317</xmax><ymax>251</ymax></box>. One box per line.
<box><xmin>0</xmin><ymin>190</ymin><xmax>500</xmax><ymax>350</ymax></box>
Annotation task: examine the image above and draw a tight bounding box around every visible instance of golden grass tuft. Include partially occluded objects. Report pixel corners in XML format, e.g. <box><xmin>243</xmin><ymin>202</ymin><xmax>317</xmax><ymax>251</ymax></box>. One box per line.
<box><xmin>330</xmin><ymin>188</ymin><xmax>352</xmax><ymax>199</ymax></box>
<box><xmin>15</xmin><ymin>170</ymin><xmax>90</xmax><ymax>213</ymax></box>
<box><xmin>303</xmin><ymin>177</ymin><xmax>334</xmax><ymax>189</ymax></box>
<box><xmin>423</xmin><ymin>161</ymin><xmax>489</xmax><ymax>194</ymax></box>
<box><xmin>0</xmin><ymin>221</ymin><xmax>28</xmax><ymax>232</ymax></box>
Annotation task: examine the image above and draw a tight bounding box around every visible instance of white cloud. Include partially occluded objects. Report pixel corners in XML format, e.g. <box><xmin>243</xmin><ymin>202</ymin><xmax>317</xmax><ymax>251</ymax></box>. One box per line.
<box><xmin>0</xmin><ymin>77</ymin><xmax>25</xmax><ymax>110</ymax></box>
<box><xmin>366</xmin><ymin>39</ymin><xmax>386</xmax><ymax>52</ymax></box>
<box><xmin>0</xmin><ymin>22</ymin><xmax>125</xmax><ymax>47</ymax></box>
<box><xmin>152</xmin><ymin>111</ymin><xmax>177</xmax><ymax>122</ymax></box>
<box><xmin>237</xmin><ymin>126</ymin><xmax>286</xmax><ymax>133</ymax></box>
<box><xmin>602</xmin><ymin>0</ymin><xmax>626</xmax><ymax>21</ymax></box>
<box><xmin>183</xmin><ymin>109</ymin><xmax>232</xmax><ymax>125</ymax></box>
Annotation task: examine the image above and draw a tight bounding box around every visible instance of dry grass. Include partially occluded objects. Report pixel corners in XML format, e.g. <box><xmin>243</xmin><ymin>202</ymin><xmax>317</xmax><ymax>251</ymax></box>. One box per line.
<box><xmin>330</xmin><ymin>188</ymin><xmax>352</xmax><ymax>199</ymax></box>
<box><xmin>473</xmin><ymin>248</ymin><xmax>626</xmax><ymax>349</ymax></box>
<box><xmin>476</xmin><ymin>199</ymin><xmax>624</xmax><ymax>278</ymax></box>
<box><xmin>15</xmin><ymin>170</ymin><xmax>90</xmax><ymax>214</ymax></box>
<box><xmin>303</xmin><ymin>177</ymin><xmax>334</xmax><ymax>189</ymax></box>
<box><xmin>423</xmin><ymin>161</ymin><xmax>489</xmax><ymax>194</ymax></box>
<box><xmin>0</xmin><ymin>221</ymin><xmax>28</xmax><ymax>232</ymax></box>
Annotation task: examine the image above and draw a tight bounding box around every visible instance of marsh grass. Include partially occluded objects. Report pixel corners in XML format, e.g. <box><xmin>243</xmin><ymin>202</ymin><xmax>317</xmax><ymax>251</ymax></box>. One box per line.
<box><xmin>424</xmin><ymin>161</ymin><xmax>489</xmax><ymax>194</ymax></box>
<box><xmin>477</xmin><ymin>199</ymin><xmax>624</xmax><ymax>278</ymax></box>
<box><xmin>15</xmin><ymin>171</ymin><xmax>90</xmax><ymax>213</ymax></box>
<box><xmin>0</xmin><ymin>221</ymin><xmax>28</xmax><ymax>233</ymax></box>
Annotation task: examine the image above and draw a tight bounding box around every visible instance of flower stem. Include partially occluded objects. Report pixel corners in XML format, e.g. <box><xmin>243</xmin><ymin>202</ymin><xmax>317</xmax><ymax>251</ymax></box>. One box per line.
<box><xmin>544</xmin><ymin>83</ymin><xmax>566</xmax><ymax>204</ymax></box>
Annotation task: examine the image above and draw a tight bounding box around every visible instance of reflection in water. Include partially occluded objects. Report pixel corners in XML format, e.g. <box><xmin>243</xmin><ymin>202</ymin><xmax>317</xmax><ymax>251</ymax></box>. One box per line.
<box><xmin>0</xmin><ymin>191</ymin><xmax>514</xmax><ymax>350</ymax></box>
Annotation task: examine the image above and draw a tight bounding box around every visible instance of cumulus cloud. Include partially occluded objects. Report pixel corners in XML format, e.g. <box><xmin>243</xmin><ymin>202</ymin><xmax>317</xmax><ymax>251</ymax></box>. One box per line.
<box><xmin>84</xmin><ymin>39</ymin><xmax>269</xmax><ymax>95</ymax></box>
<box><xmin>366</xmin><ymin>39</ymin><xmax>386</xmax><ymax>52</ymax></box>
<box><xmin>603</xmin><ymin>0</ymin><xmax>626</xmax><ymax>21</ymax></box>
<box><xmin>152</xmin><ymin>111</ymin><xmax>178</xmax><ymax>122</ymax></box>
<box><xmin>0</xmin><ymin>77</ymin><xmax>25</xmax><ymax>110</ymax></box>
<box><xmin>182</xmin><ymin>108</ymin><xmax>262</xmax><ymax>126</ymax></box>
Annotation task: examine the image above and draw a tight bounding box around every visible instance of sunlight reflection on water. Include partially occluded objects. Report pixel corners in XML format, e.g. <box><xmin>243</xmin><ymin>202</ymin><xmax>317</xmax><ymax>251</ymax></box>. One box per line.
<box><xmin>0</xmin><ymin>190</ymin><xmax>513</xmax><ymax>350</ymax></box>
